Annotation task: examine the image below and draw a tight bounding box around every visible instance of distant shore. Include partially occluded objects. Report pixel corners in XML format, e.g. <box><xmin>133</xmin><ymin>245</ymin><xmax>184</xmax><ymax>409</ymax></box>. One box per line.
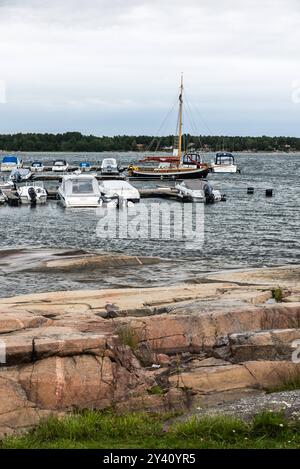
<box><xmin>1</xmin><ymin>132</ymin><xmax>300</xmax><ymax>153</ymax></box>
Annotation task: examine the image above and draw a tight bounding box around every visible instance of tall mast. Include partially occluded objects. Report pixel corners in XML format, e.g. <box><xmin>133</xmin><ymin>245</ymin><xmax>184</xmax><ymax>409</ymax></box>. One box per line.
<box><xmin>178</xmin><ymin>74</ymin><xmax>183</xmax><ymax>164</ymax></box>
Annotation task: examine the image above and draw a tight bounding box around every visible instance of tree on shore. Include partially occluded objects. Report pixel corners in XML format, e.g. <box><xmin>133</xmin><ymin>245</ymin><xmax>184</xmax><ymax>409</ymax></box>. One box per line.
<box><xmin>0</xmin><ymin>132</ymin><xmax>299</xmax><ymax>152</ymax></box>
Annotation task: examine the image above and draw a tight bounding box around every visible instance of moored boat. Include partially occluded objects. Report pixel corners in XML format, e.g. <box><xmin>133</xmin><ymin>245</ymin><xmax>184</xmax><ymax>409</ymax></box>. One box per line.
<box><xmin>176</xmin><ymin>179</ymin><xmax>222</xmax><ymax>203</ymax></box>
<box><xmin>9</xmin><ymin>168</ymin><xmax>32</xmax><ymax>182</ymax></box>
<box><xmin>128</xmin><ymin>163</ymin><xmax>209</xmax><ymax>179</ymax></box>
<box><xmin>58</xmin><ymin>174</ymin><xmax>102</xmax><ymax>208</ymax></box>
<box><xmin>99</xmin><ymin>180</ymin><xmax>140</xmax><ymax>203</ymax></box>
<box><xmin>31</xmin><ymin>161</ymin><xmax>45</xmax><ymax>172</ymax></box>
<box><xmin>0</xmin><ymin>189</ymin><xmax>7</xmax><ymax>204</ymax></box>
<box><xmin>1</xmin><ymin>155</ymin><xmax>23</xmax><ymax>172</ymax></box>
<box><xmin>17</xmin><ymin>184</ymin><xmax>48</xmax><ymax>204</ymax></box>
<box><xmin>211</xmin><ymin>152</ymin><xmax>238</xmax><ymax>173</ymax></box>
<box><xmin>128</xmin><ymin>76</ymin><xmax>209</xmax><ymax>180</ymax></box>
<box><xmin>0</xmin><ymin>178</ymin><xmax>14</xmax><ymax>191</ymax></box>
<box><xmin>101</xmin><ymin>158</ymin><xmax>119</xmax><ymax>175</ymax></box>
<box><xmin>52</xmin><ymin>159</ymin><xmax>69</xmax><ymax>172</ymax></box>
<box><xmin>79</xmin><ymin>162</ymin><xmax>92</xmax><ymax>172</ymax></box>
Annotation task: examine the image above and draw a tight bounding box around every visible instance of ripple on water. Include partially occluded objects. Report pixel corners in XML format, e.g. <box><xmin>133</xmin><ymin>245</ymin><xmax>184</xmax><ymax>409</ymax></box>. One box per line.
<box><xmin>0</xmin><ymin>151</ymin><xmax>299</xmax><ymax>296</ymax></box>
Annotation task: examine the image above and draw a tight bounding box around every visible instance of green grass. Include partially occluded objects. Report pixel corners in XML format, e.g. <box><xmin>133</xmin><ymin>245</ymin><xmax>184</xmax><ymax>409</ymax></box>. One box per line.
<box><xmin>272</xmin><ymin>287</ymin><xmax>283</xmax><ymax>302</ymax></box>
<box><xmin>147</xmin><ymin>385</ymin><xmax>166</xmax><ymax>395</ymax></box>
<box><xmin>116</xmin><ymin>325</ymin><xmax>141</xmax><ymax>350</ymax></box>
<box><xmin>1</xmin><ymin>409</ymin><xmax>300</xmax><ymax>449</ymax></box>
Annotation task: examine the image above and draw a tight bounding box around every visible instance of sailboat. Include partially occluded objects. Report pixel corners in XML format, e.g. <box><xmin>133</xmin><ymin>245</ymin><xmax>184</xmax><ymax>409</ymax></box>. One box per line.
<box><xmin>128</xmin><ymin>76</ymin><xmax>210</xmax><ymax>180</ymax></box>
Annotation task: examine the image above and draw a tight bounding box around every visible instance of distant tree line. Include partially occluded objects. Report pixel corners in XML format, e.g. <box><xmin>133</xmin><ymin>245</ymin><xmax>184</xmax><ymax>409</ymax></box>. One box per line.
<box><xmin>0</xmin><ymin>132</ymin><xmax>299</xmax><ymax>152</ymax></box>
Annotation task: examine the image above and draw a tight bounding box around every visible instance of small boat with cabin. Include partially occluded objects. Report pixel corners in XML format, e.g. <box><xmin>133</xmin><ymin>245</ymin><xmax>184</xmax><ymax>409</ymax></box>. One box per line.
<box><xmin>52</xmin><ymin>159</ymin><xmax>69</xmax><ymax>172</ymax></box>
<box><xmin>58</xmin><ymin>174</ymin><xmax>102</xmax><ymax>208</ymax></box>
<box><xmin>79</xmin><ymin>162</ymin><xmax>92</xmax><ymax>172</ymax></box>
<box><xmin>9</xmin><ymin>168</ymin><xmax>32</xmax><ymax>183</ymax></box>
<box><xmin>31</xmin><ymin>161</ymin><xmax>45</xmax><ymax>172</ymax></box>
<box><xmin>1</xmin><ymin>155</ymin><xmax>23</xmax><ymax>172</ymax></box>
<box><xmin>210</xmin><ymin>152</ymin><xmax>238</xmax><ymax>173</ymax></box>
<box><xmin>101</xmin><ymin>158</ymin><xmax>119</xmax><ymax>175</ymax></box>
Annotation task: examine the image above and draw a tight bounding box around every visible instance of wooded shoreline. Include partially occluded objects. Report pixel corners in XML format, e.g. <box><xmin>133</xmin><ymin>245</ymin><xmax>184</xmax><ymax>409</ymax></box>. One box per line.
<box><xmin>1</xmin><ymin>132</ymin><xmax>299</xmax><ymax>152</ymax></box>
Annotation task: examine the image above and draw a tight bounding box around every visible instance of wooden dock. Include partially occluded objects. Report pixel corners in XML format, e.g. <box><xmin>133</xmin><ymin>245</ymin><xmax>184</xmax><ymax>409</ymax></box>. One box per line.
<box><xmin>45</xmin><ymin>187</ymin><xmax>180</xmax><ymax>200</ymax></box>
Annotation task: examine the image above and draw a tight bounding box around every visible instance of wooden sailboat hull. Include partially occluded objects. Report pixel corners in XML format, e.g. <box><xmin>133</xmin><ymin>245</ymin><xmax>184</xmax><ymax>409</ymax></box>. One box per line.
<box><xmin>130</xmin><ymin>166</ymin><xmax>209</xmax><ymax>179</ymax></box>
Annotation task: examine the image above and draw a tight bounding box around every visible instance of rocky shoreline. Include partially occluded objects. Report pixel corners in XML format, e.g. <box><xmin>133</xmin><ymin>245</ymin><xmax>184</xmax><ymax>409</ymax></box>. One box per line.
<box><xmin>0</xmin><ymin>262</ymin><xmax>300</xmax><ymax>437</ymax></box>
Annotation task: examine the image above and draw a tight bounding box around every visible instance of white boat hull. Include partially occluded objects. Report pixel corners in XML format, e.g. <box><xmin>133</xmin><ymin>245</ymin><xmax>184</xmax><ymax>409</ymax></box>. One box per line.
<box><xmin>58</xmin><ymin>191</ymin><xmax>101</xmax><ymax>208</ymax></box>
<box><xmin>31</xmin><ymin>167</ymin><xmax>44</xmax><ymax>172</ymax></box>
<box><xmin>1</xmin><ymin>164</ymin><xmax>22</xmax><ymax>172</ymax></box>
<box><xmin>17</xmin><ymin>186</ymin><xmax>48</xmax><ymax>204</ymax></box>
<box><xmin>211</xmin><ymin>164</ymin><xmax>238</xmax><ymax>173</ymax></box>
<box><xmin>19</xmin><ymin>195</ymin><xmax>47</xmax><ymax>204</ymax></box>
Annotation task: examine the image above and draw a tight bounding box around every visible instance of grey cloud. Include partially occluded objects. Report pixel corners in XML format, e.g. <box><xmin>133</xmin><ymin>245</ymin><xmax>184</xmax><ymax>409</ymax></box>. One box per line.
<box><xmin>0</xmin><ymin>0</ymin><xmax>300</xmax><ymax>135</ymax></box>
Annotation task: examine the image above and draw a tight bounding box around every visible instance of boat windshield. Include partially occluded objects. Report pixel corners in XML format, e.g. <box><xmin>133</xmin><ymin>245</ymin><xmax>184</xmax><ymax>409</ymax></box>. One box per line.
<box><xmin>183</xmin><ymin>180</ymin><xmax>209</xmax><ymax>190</ymax></box>
<box><xmin>72</xmin><ymin>179</ymin><xmax>94</xmax><ymax>194</ymax></box>
<box><xmin>215</xmin><ymin>153</ymin><xmax>234</xmax><ymax>165</ymax></box>
<box><xmin>182</xmin><ymin>153</ymin><xmax>202</xmax><ymax>164</ymax></box>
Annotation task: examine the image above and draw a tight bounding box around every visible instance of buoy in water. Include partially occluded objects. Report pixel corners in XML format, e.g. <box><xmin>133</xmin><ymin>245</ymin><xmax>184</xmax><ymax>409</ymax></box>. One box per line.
<box><xmin>265</xmin><ymin>189</ymin><xmax>273</xmax><ymax>197</ymax></box>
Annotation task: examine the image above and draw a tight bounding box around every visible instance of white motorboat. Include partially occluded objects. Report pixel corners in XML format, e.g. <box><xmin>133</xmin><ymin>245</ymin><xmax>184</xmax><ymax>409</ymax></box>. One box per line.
<box><xmin>0</xmin><ymin>178</ymin><xmax>14</xmax><ymax>191</ymax></box>
<box><xmin>211</xmin><ymin>152</ymin><xmax>238</xmax><ymax>173</ymax></box>
<box><xmin>101</xmin><ymin>158</ymin><xmax>119</xmax><ymax>175</ymax></box>
<box><xmin>31</xmin><ymin>161</ymin><xmax>45</xmax><ymax>172</ymax></box>
<box><xmin>58</xmin><ymin>174</ymin><xmax>102</xmax><ymax>208</ymax></box>
<box><xmin>9</xmin><ymin>168</ymin><xmax>32</xmax><ymax>182</ymax></box>
<box><xmin>1</xmin><ymin>155</ymin><xmax>23</xmax><ymax>172</ymax></box>
<box><xmin>79</xmin><ymin>162</ymin><xmax>92</xmax><ymax>172</ymax></box>
<box><xmin>176</xmin><ymin>180</ymin><xmax>222</xmax><ymax>203</ymax></box>
<box><xmin>17</xmin><ymin>184</ymin><xmax>48</xmax><ymax>204</ymax></box>
<box><xmin>52</xmin><ymin>159</ymin><xmax>69</xmax><ymax>172</ymax></box>
<box><xmin>99</xmin><ymin>180</ymin><xmax>140</xmax><ymax>203</ymax></box>
<box><xmin>0</xmin><ymin>189</ymin><xmax>7</xmax><ymax>204</ymax></box>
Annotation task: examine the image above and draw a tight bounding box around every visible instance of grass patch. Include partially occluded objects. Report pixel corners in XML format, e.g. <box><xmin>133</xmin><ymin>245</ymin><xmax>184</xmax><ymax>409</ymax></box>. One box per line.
<box><xmin>2</xmin><ymin>410</ymin><xmax>300</xmax><ymax>449</ymax></box>
<box><xmin>147</xmin><ymin>385</ymin><xmax>166</xmax><ymax>395</ymax></box>
<box><xmin>272</xmin><ymin>287</ymin><xmax>283</xmax><ymax>302</ymax></box>
<box><xmin>116</xmin><ymin>325</ymin><xmax>142</xmax><ymax>350</ymax></box>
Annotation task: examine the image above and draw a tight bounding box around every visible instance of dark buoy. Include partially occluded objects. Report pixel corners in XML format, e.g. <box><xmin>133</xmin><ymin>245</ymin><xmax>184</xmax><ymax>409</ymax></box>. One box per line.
<box><xmin>266</xmin><ymin>189</ymin><xmax>273</xmax><ymax>197</ymax></box>
<box><xmin>247</xmin><ymin>187</ymin><xmax>254</xmax><ymax>194</ymax></box>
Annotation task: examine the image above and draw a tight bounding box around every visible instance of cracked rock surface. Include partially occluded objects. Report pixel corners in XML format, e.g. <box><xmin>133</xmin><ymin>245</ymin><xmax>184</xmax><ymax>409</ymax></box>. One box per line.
<box><xmin>0</xmin><ymin>264</ymin><xmax>300</xmax><ymax>437</ymax></box>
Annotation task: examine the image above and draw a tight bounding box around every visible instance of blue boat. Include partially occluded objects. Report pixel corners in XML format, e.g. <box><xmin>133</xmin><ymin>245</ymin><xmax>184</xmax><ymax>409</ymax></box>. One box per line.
<box><xmin>1</xmin><ymin>155</ymin><xmax>23</xmax><ymax>172</ymax></box>
<box><xmin>79</xmin><ymin>161</ymin><xmax>91</xmax><ymax>172</ymax></box>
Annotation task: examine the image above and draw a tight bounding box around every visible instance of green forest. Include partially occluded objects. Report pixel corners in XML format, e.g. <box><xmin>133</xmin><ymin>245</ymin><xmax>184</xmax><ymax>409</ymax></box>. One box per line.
<box><xmin>0</xmin><ymin>132</ymin><xmax>299</xmax><ymax>152</ymax></box>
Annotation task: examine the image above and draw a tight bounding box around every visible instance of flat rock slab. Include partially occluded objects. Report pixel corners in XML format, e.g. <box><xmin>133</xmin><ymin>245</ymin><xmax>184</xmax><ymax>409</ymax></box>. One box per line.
<box><xmin>204</xmin><ymin>265</ymin><xmax>300</xmax><ymax>288</ymax></box>
<box><xmin>184</xmin><ymin>389</ymin><xmax>300</xmax><ymax>421</ymax></box>
<box><xmin>0</xmin><ymin>247</ymin><xmax>160</xmax><ymax>274</ymax></box>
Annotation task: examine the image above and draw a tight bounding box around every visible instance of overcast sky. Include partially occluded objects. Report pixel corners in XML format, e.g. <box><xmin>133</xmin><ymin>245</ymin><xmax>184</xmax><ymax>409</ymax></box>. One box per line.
<box><xmin>0</xmin><ymin>0</ymin><xmax>300</xmax><ymax>136</ymax></box>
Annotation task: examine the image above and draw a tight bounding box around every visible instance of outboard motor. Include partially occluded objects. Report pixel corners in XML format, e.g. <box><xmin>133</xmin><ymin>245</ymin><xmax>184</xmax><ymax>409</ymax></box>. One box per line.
<box><xmin>28</xmin><ymin>187</ymin><xmax>37</xmax><ymax>206</ymax></box>
<box><xmin>203</xmin><ymin>182</ymin><xmax>215</xmax><ymax>204</ymax></box>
